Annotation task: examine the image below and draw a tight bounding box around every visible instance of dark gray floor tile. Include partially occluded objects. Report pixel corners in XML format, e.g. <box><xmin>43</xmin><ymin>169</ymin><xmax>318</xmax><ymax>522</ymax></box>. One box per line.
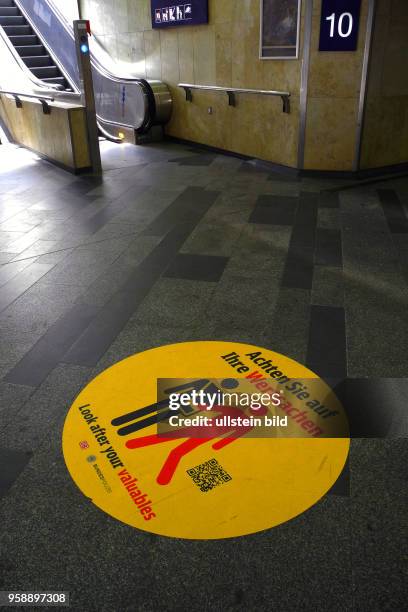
<box><xmin>0</xmin><ymin>447</ymin><xmax>32</xmax><ymax>499</ymax></box>
<box><xmin>63</xmin><ymin>286</ymin><xmax>150</xmax><ymax>367</ymax></box>
<box><xmin>80</xmin><ymin>200</ymin><xmax>131</xmax><ymax>235</ymax></box>
<box><xmin>315</xmin><ymin>228</ymin><xmax>343</xmax><ymax>267</ymax></box>
<box><xmin>312</xmin><ymin>265</ymin><xmax>344</xmax><ymax>307</ymax></box>
<box><xmin>326</xmin><ymin>457</ymin><xmax>350</xmax><ymax>496</ymax></box>
<box><xmin>393</xmin><ymin>234</ymin><xmax>408</xmax><ymax>286</ymax></box>
<box><xmin>0</xmin><ymin>263</ymin><xmax>54</xmax><ymax>312</ymax></box>
<box><xmin>378</xmin><ymin>189</ymin><xmax>408</xmax><ymax>233</ymax></box>
<box><xmin>249</xmin><ymin>195</ymin><xmax>298</xmax><ymax>226</ymax></box>
<box><xmin>306</xmin><ymin>305</ymin><xmax>347</xmax><ymax>378</ymax></box>
<box><xmin>4</xmin><ymin>304</ymin><xmax>99</xmax><ymax>387</ymax></box>
<box><xmin>281</xmin><ymin>193</ymin><xmax>318</xmax><ymax>290</ymax></box>
<box><xmin>143</xmin><ymin>186</ymin><xmax>219</xmax><ymax>236</ymax></box>
<box><xmin>163</xmin><ymin>253</ymin><xmax>228</xmax><ymax>282</ymax></box>
<box><xmin>317</xmin><ymin>207</ymin><xmax>341</xmax><ymax>230</ymax></box>
<box><xmin>319</xmin><ymin>191</ymin><xmax>340</xmax><ymax>208</ymax></box>
<box><xmin>0</xmin><ymin>330</ymin><xmax>42</xmax><ymax>382</ymax></box>
<box><xmin>265</xmin><ymin>288</ymin><xmax>311</xmax><ymax>363</ymax></box>
<box><xmin>333</xmin><ymin>378</ymin><xmax>405</xmax><ymax>438</ymax></box>
<box><xmin>268</xmin><ymin>173</ymin><xmax>299</xmax><ymax>183</ymax></box>
<box><xmin>168</xmin><ymin>154</ymin><xmax>216</xmax><ymax>166</ymax></box>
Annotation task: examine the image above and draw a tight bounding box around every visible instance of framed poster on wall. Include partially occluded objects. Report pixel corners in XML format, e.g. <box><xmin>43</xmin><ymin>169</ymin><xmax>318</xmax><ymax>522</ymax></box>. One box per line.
<box><xmin>260</xmin><ymin>0</ymin><xmax>301</xmax><ymax>59</ymax></box>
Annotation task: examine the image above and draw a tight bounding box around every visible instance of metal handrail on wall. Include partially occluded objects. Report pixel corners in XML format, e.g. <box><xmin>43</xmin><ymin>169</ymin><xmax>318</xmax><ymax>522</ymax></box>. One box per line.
<box><xmin>178</xmin><ymin>83</ymin><xmax>291</xmax><ymax>113</ymax></box>
<box><xmin>0</xmin><ymin>89</ymin><xmax>55</xmax><ymax>114</ymax></box>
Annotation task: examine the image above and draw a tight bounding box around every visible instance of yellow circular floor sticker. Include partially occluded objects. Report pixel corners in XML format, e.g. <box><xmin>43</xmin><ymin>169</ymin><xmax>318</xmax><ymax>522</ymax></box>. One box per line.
<box><xmin>63</xmin><ymin>341</ymin><xmax>349</xmax><ymax>539</ymax></box>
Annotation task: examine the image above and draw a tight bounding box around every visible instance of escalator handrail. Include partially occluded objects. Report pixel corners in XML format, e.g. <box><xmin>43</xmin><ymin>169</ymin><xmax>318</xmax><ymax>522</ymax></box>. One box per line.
<box><xmin>0</xmin><ymin>88</ymin><xmax>55</xmax><ymax>114</ymax></box>
<box><xmin>0</xmin><ymin>89</ymin><xmax>54</xmax><ymax>101</ymax></box>
<box><xmin>96</xmin><ymin>120</ymin><xmax>123</xmax><ymax>143</ymax></box>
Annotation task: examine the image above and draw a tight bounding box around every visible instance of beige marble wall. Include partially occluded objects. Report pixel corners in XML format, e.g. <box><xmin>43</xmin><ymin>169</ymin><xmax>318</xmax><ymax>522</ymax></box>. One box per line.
<box><xmin>360</xmin><ymin>0</ymin><xmax>408</xmax><ymax>169</ymax></box>
<box><xmin>79</xmin><ymin>0</ymin><xmax>303</xmax><ymax>166</ymax></box>
<box><xmin>0</xmin><ymin>98</ymin><xmax>91</xmax><ymax>170</ymax></box>
<box><xmin>80</xmin><ymin>1</ymin><xmax>405</xmax><ymax>171</ymax></box>
<box><xmin>303</xmin><ymin>0</ymin><xmax>370</xmax><ymax>171</ymax></box>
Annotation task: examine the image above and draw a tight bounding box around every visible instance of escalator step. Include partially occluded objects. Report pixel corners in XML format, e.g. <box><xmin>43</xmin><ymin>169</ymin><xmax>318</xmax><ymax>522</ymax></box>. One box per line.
<box><xmin>0</xmin><ymin>0</ymin><xmax>14</xmax><ymax>7</ymax></box>
<box><xmin>15</xmin><ymin>44</ymin><xmax>46</xmax><ymax>57</ymax></box>
<box><xmin>0</xmin><ymin>6</ymin><xmax>19</xmax><ymax>15</ymax></box>
<box><xmin>9</xmin><ymin>34</ymin><xmax>38</xmax><ymax>45</ymax></box>
<box><xmin>31</xmin><ymin>66</ymin><xmax>59</xmax><ymax>79</ymax></box>
<box><xmin>0</xmin><ymin>15</ymin><xmax>24</xmax><ymax>25</ymax></box>
<box><xmin>22</xmin><ymin>55</ymin><xmax>53</xmax><ymax>68</ymax></box>
<box><xmin>3</xmin><ymin>24</ymin><xmax>31</xmax><ymax>35</ymax></box>
<box><xmin>42</xmin><ymin>76</ymin><xmax>66</xmax><ymax>87</ymax></box>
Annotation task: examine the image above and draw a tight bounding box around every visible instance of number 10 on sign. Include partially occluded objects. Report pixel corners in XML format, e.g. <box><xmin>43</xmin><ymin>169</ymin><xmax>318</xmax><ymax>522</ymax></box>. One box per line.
<box><xmin>319</xmin><ymin>0</ymin><xmax>362</xmax><ymax>52</ymax></box>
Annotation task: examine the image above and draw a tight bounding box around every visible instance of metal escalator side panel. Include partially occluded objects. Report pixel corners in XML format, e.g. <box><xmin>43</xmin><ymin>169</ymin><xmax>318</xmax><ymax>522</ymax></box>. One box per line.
<box><xmin>92</xmin><ymin>73</ymin><xmax>149</xmax><ymax>133</ymax></box>
<box><xmin>147</xmin><ymin>80</ymin><xmax>173</xmax><ymax>125</ymax></box>
<box><xmin>96</xmin><ymin>119</ymin><xmax>124</xmax><ymax>143</ymax></box>
<box><xmin>138</xmin><ymin>79</ymin><xmax>156</xmax><ymax>132</ymax></box>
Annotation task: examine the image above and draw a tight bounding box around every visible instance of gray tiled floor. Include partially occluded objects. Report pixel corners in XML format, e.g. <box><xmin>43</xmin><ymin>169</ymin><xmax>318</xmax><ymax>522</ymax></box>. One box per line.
<box><xmin>0</xmin><ymin>141</ymin><xmax>407</xmax><ymax>610</ymax></box>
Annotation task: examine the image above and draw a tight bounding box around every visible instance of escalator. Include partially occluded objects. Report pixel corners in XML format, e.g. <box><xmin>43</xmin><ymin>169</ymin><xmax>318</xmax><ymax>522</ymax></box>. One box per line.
<box><xmin>0</xmin><ymin>0</ymin><xmax>71</xmax><ymax>90</ymax></box>
<box><xmin>0</xmin><ymin>0</ymin><xmax>172</xmax><ymax>142</ymax></box>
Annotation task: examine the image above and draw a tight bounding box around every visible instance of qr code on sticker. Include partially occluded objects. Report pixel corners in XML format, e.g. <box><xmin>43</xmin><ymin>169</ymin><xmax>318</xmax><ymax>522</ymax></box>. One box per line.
<box><xmin>187</xmin><ymin>458</ymin><xmax>232</xmax><ymax>492</ymax></box>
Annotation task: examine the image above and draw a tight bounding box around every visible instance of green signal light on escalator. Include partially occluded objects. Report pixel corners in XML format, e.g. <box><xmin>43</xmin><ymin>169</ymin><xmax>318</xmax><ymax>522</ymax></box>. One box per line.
<box><xmin>80</xmin><ymin>43</ymin><xmax>89</xmax><ymax>54</ymax></box>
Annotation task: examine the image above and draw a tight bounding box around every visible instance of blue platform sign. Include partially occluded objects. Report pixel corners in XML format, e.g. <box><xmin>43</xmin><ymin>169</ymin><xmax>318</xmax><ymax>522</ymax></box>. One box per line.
<box><xmin>319</xmin><ymin>0</ymin><xmax>362</xmax><ymax>51</ymax></box>
<box><xmin>151</xmin><ymin>1</ymin><xmax>208</xmax><ymax>28</ymax></box>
